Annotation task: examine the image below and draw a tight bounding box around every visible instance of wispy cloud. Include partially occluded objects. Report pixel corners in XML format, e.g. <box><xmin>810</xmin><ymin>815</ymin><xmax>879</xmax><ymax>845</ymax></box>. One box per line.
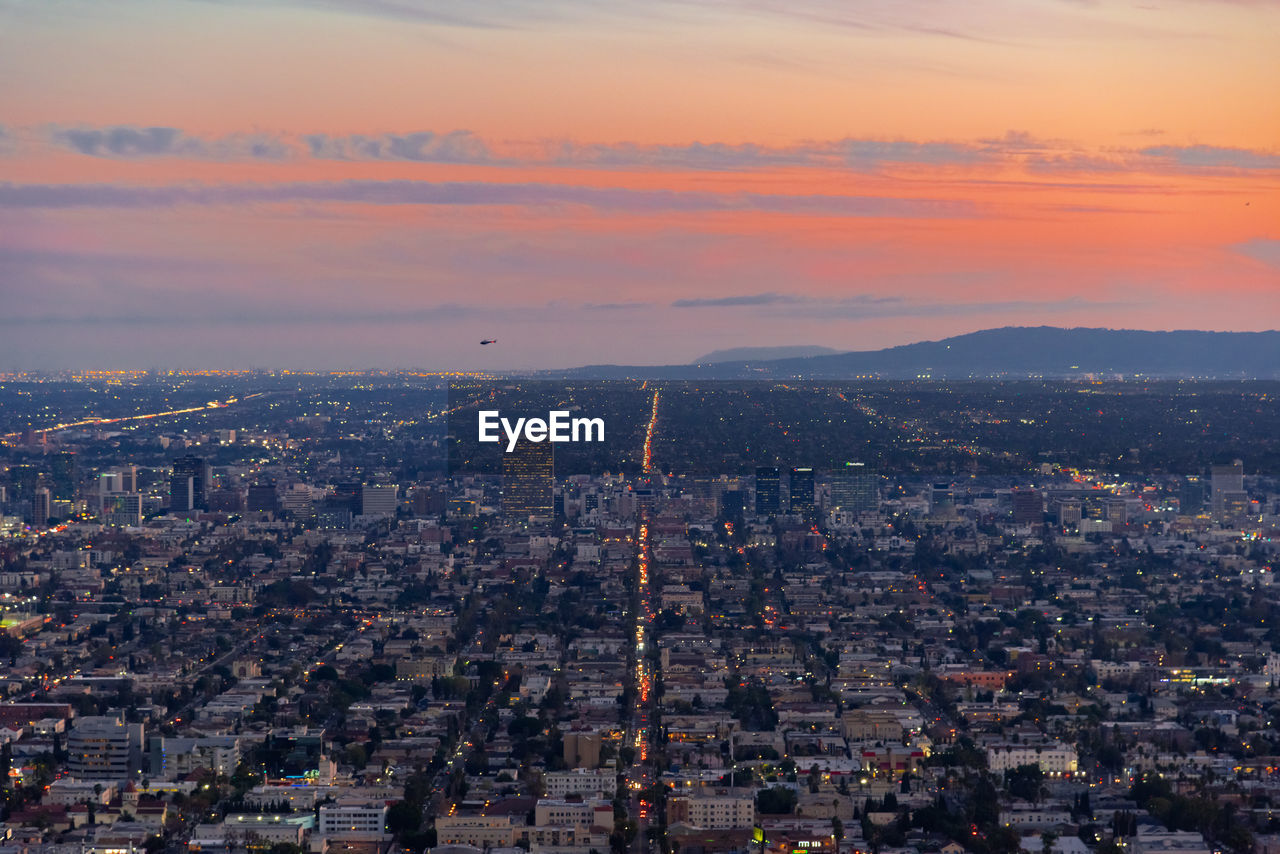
<box><xmin>195</xmin><ymin>0</ymin><xmax>534</xmax><ymax>27</ymax></box>
<box><xmin>1139</xmin><ymin>144</ymin><xmax>1280</xmax><ymax>171</ymax></box>
<box><xmin>671</xmin><ymin>291</ymin><xmax>1124</xmax><ymax>318</ymax></box>
<box><xmin>551</xmin><ymin>138</ymin><xmax>995</xmax><ymax>171</ymax></box>
<box><xmin>51</xmin><ymin>125</ymin><xmax>291</xmax><ymax>160</ymax></box>
<box><xmin>673</xmin><ymin>292</ymin><xmax>806</xmax><ymax>308</ymax></box>
<box><xmin>1027</xmin><ymin>144</ymin><xmax>1280</xmax><ymax>175</ymax></box>
<box><xmin>551</xmin><ymin>141</ymin><xmax>815</xmax><ymax>171</ymax></box>
<box><xmin>1024</xmin><ymin>153</ymin><xmax>1139</xmax><ymax>174</ymax></box>
<box><xmin>57</xmin><ymin>126</ymin><xmax>188</xmax><ymax>157</ymax></box>
<box><xmin>0</xmin><ymin>179</ymin><xmax>976</xmax><ymax>218</ymax></box>
<box><xmin>29</xmin><ymin>124</ymin><xmax>1280</xmax><ymax>176</ymax></box>
<box><xmin>41</xmin><ymin>124</ymin><xmax>996</xmax><ymax>170</ymax></box>
<box><xmin>303</xmin><ymin>130</ymin><xmax>492</xmax><ymax>163</ymax></box>
<box><xmin>840</xmin><ymin>139</ymin><xmax>988</xmax><ymax>167</ymax></box>
<box><xmin>582</xmin><ymin>301</ymin><xmax>651</xmax><ymax>310</ymax></box>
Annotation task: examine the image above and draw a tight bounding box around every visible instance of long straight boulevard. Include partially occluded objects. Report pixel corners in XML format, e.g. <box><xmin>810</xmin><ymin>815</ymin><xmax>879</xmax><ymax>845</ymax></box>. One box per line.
<box><xmin>627</xmin><ymin>512</ymin><xmax>659</xmax><ymax>853</ymax></box>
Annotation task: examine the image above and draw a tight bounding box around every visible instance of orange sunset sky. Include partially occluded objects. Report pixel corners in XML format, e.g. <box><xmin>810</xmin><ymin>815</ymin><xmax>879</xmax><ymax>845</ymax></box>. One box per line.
<box><xmin>1</xmin><ymin>0</ymin><xmax>1277</xmax><ymax>369</ymax></box>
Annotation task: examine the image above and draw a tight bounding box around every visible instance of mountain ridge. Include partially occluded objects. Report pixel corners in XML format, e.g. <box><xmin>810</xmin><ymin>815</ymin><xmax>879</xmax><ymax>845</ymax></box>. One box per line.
<box><xmin>553</xmin><ymin>326</ymin><xmax>1280</xmax><ymax>379</ymax></box>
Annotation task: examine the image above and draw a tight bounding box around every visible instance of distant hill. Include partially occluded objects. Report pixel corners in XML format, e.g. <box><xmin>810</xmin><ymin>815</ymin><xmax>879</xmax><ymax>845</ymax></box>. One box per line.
<box><xmin>559</xmin><ymin>327</ymin><xmax>1280</xmax><ymax>379</ymax></box>
<box><xmin>694</xmin><ymin>345</ymin><xmax>843</xmax><ymax>363</ymax></box>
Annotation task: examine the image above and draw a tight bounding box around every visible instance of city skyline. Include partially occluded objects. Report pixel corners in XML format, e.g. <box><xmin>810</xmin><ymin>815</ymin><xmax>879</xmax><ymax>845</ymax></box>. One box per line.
<box><xmin>1</xmin><ymin>0</ymin><xmax>1278</xmax><ymax>370</ymax></box>
<box><xmin>2</xmin><ymin>372</ymin><xmax>1280</xmax><ymax>852</ymax></box>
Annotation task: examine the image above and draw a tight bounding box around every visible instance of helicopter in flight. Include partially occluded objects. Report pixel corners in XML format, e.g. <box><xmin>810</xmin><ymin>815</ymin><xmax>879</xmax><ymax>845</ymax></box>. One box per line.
<box><xmin>480</xmin><ymin>339</ymin><xmax>497</xmax><ymax>345</ymax></box>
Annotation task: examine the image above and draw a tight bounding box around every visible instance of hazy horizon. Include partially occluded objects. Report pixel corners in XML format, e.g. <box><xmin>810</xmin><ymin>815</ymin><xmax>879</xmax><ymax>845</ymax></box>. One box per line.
<box><xmin>2</xmin><ymin>324</ymin><xmax>1280</xmax><ymax>374</ymax></box>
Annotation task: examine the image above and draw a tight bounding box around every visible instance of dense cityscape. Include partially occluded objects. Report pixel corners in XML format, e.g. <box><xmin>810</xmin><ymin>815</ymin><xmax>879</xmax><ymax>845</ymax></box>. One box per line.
<box><xmin>6</xmin><ymin>0</ymin><xmax>1277</xmax><ymax>851</ymax></box>
<box><xmin>0</xmin><ymin>374</ymin><xmax>1278</xmax><ymax>854</ymax></box>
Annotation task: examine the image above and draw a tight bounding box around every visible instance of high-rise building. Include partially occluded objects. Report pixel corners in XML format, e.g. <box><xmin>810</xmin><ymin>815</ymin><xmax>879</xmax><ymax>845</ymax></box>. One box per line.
<box><xmin>361</xmin><ymin>484</ymin><xmax>398</xmax><ymax>517</ymax></box>
<box><xmin>1012</xmin><ymin>489</ymin><xmax>1043</xmax><ymax>525</ymax></box>
<box><xmin>754</xmin><ymin>466</ymin><xmax>780</xmax><ymax>516</ymax></box>
<box><xmin>9</xmin><ymin>465</ymin><xmax>38</xmax><ymax>503</ymax></box>
<box><xmin>789</xmin><ymin>467</ymin><xmax>815</xmax><ymax>514</ymax></box>
<box><xmin>411</xmin><ymin>487</ymin><xmax>444</xmax><ymax>517</ymax></box>
<box><xmin>831</xmin><ymin>462</ymin><xmax>878</xmax><ymax>513</ymax></box>
<box><xmin>208</xmin><ymin>489</ymin><xmax>245</xmax><ymax>513</ymax></box>
<box><xmin>930</xmin><ymin>482</ymin><xmax>956</xmax><ymax>518</ymax></box>
<box><xmin>1220</xmin><ymin>493</ymin><xmax>1252</xmax><ymax>518</ymax></box>
<box><xmin>333</xmin><ymin>481</ymin><xmax>362</xmax><ymax>514</ymax></box>
<box><xmin>502</xmin><ymin>439</ymin><xmax>554</xmax><ymax>518</ymax></box>
<box><xmin>170</xmin><ymin>455</ymin><xmax>209</xmax><ymax>512</ymax></box>
<box><xmin>1211</xmin><ymin>460</ymin><xmax>1248</xmax><ymax>518</ymax></box>
<box><xmin>50</xmin><ymin>452</ymin><xmax>77</xmax><ymax>501</ymax></box>
<box><xmin>104</xmin><ymin>493</ymin><xmax>143</xmax><ymax>527</ymax></box>
<box><xmin>316</xmin><ymin>499</ymin><xmax>353</xmax><ymax>530</ymax></box>
<box><xmin>68</xmin><ymin>716</ymin><xmax>144</xmax><ymax>780</ymax></box>
<box><xmin>247</xmin><ymin>483</ymin><xmax>279</xmax><ymax>513</ymax></box>
<box><xmin>447</xmin><ymin>497</ymin><xmax>478</xmax><ymax>519</ymax></box>
<box><xmin>98</xmin><ymin>472</ymin><xmax>122</xmax><ymax>497</ymax></box>
<box><xmin>1104</xmin><ymin>498</ymin><xmax>1129</xmax><ymax>527</ymax></box>
<box><xmin>680</xmin><ymin>477</ymin><xmax>724</xmax><ymax>517</ymax></box>
<box><xmin>171</xmin><ymin>478</ymin><xmax>193</xmax><ymax>513</ymax></box>
<box><xmin>633</xmin><ymin>487</ymin><xmax>656</xmax><ymax>512</ymax></box>
<box><xmin>32</xmin><ymin>487</ymin><xmax>52</xmax><ymax>525</ymax></box>
<box><xmin>281</xmin><ymin>484</ymin><xmax>315</xmax><ymax>518</ymax></box>
<box><xmin>1211</xmin><ymin>460</ymin><xmax>1244</xmax><ymax>497</ymax></box>
<box><xmin>1179</xmin><ymin>476</ymin><xmax>1205</xmax><ymax>515</ymax></box>
<box><xmin>117</xmin><ymin>465</ymin><xmax>138</xmax><ymax>494</ymax></box>
<box><xmin>1055</xmin><ymin>498</ymin><xmax>1083</xmax><ymax>527</ymax></box>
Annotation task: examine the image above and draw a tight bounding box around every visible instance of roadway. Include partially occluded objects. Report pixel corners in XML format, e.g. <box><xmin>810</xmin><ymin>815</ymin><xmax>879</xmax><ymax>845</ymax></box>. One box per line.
<box><xmin>626</xmin><ymin>513</ymin><xmax>660</xmax><ymax>853</ymax></box>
